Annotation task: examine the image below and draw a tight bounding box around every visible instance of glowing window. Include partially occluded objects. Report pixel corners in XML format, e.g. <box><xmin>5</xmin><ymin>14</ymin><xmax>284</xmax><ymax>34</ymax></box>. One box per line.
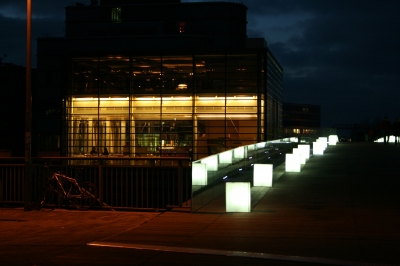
<box><xmin>179</xmin><ymin>22</ymin><xmax>186</xmax><ymax>33</ymax></box>
<box><xmin>111</xmin><ymin>7</ymin><xmax>121</xmax><ymax>23</ymax></box>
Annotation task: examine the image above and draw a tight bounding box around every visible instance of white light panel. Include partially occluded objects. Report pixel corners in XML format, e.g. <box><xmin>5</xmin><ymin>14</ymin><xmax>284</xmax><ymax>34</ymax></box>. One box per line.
<box><xmin>285</xmin><ymin>154</ymin><xmax>301</xmax><ymax>172</ymax></box>
<box><xmin>253</xmin><ymin>164</ymin><xmax>273</xmax><ymax>187</ymax></box>
<box><xmin>226</xmin><ymin>182</ymin><xmax>251</xmax><ymax>212</ymax></box>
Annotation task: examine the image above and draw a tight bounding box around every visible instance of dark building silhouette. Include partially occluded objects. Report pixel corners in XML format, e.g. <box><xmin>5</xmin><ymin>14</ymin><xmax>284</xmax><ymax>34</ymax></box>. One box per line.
<box><xmin>283</xmin><ymin>102</ymin><xmax>322</xmax><ymax>138</ymax></box>
<box><xmin>0</xmin><ymin>63</ymin><xmax>37</xmax><ymax>157</ymax></box>
<box><xmin>36</xmin><ymin>0</ymin><xmax>283</xmax><ymax>160</ymax></box>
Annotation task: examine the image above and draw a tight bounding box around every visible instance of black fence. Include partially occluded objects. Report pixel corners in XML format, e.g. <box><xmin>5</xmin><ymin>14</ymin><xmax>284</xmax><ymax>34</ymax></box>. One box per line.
<box><xmin>0</xmin><ymin>157</ymin><xmax>191</xmax><ymax>211</ymax></box>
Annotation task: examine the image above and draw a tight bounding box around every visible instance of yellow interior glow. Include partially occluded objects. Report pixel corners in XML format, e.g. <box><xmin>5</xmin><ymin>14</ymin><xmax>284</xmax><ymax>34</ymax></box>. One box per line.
<box><xmin>196</xmin><ymin>114</ymin><xmax>256</xmax><ymax>118</ymax></box>
<box><xmin>74</xmin><ymin>97</ymin><xmax>129</xmax><ymax>101</ymax></box>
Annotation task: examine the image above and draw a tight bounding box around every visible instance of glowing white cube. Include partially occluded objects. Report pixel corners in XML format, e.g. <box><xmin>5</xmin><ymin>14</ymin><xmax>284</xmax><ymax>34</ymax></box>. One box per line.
<box><xmin>329</xmin><ymin>135</ymin><xmax>338</xmax><ymax>145</ymax></box>
<box><xmin>285</xmin><ymin>153</ymin><xmax>301</xmax><ymax>172</ymax></box>
<box><xmin>317</xmin><ymin>137</ymin><xmax>328</xmax><ymax>150</ymax></box>
<box><xmin>298</xmin><ymin>144</ymin><xmax>310</xmax><ymax>160</ymax></box>
<box><xmin>253</xmin><ymin>164</ymin><xmax>273</xmax><ymax>187</ymax></box>
<box><xmin>226</xmin><ymin>182</ymin><xmax>251</xmax><ymax>212</ymax></box>
<box><xmin>313</xmin><ymin>141</ymin><xmax>324</xmax><ymax>155</ymax></box>
<box><xmin>192</xmin><ymin>163</ymin><xmax>207</xmax><ymax>185</ymax></box>
<box><xmin>375</xmin><ymin>136</ymin><xmax>395</xmax><ymax>143</ymax></box>
<box><xmin>293</xmin><ymin>148</ymin><xmax>306</xmax><ymax>165</ymax></box>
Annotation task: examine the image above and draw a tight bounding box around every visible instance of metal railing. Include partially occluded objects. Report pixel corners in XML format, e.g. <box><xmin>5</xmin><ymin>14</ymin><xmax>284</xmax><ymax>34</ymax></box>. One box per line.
<box><xmin>0</xmin><ymin>157</ymin><xmax>191</xmax><ymax>211</ymax></box>
<box><xmin>1</xmin><ymin>137</ymin><xmax>323</xmax><ymax>212</ymax></box>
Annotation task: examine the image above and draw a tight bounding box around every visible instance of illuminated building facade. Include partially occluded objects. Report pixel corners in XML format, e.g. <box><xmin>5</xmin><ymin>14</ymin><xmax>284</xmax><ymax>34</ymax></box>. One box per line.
<box><xmin>36</xmin><ymin>0</ymin><xmax>283</xmax><ymax>160</ymax></box>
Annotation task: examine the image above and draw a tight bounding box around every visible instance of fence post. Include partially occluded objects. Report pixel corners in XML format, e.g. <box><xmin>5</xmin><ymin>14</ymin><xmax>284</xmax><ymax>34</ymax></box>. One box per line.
<box><xmin>178</xmin><ymin>160</ymin><xmax>182</xmax><ymax>207</ymax></box>
<box><xmin>98</xmin><ymin>160</ymin><xmax>103</xmax><ymax>207</ymax></box>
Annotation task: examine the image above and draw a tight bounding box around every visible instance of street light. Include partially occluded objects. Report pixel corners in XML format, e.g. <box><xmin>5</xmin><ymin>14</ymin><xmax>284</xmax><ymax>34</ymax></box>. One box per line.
<box><xmin>24</xmin><ymin>0</ymin><xmax>32</xmax><ymax>211</ymax></box>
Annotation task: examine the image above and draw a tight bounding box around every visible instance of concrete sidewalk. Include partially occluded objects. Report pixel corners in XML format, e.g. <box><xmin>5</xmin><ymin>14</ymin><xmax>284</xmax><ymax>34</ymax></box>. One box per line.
<box><xmin>1</xmin><ymin>142</ymin><xmax>400</xmax><ymax>265</ymax></box>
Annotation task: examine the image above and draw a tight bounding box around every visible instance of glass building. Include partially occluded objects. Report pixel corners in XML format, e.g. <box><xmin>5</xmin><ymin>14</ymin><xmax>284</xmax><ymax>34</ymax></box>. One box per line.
<box><xmin>36</xmin><ymin>0</ymin><xmax>283</xmax><ymax>160</ymax></box>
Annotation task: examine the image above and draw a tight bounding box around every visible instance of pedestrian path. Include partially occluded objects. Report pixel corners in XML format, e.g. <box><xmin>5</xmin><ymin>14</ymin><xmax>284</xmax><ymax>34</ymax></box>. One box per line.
<box><xmin>87</xmin><ymin>142</ymin><xmax>400</xmax><ymax>266</ymax></box>
<box><xmin>1</xmin><ymin>142</ymin><xmax>400</xmax><ymax>266</ymax></box>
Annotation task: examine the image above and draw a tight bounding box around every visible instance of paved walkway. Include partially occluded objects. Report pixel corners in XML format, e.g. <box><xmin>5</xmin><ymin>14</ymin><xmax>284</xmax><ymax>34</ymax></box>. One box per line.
<box><xmin>1</xmin><ymin>142</ymin><xmax>400</xmax><ymax>265</ymax></box>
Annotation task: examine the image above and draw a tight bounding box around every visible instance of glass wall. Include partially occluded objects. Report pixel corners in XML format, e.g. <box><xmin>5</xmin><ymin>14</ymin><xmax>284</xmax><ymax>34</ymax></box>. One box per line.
<box><xmin>67</xmin><ymin>97</ymin><xmax>130</xmax><ymax>156</ymax></box>
<box><xmin>65</xmin><ymin>53</ymin><xmax>281</xmax><ymax>160</ymax></box>
<box><xmin>266</xmin><ymin>52</ymin><xmax>283</xmax><ymax>139</ymax></box>
<box><xmin>226</xmin><ymin>54</ymin><xmax>258</xmax><ymax>93</ymax></box>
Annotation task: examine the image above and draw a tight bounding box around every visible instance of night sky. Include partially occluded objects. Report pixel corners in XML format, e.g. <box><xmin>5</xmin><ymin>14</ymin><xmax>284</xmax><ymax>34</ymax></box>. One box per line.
<box><xmin>1</xmin><ymin>0</ymin><xmax>399</xmax><ymax>129</ymax></box>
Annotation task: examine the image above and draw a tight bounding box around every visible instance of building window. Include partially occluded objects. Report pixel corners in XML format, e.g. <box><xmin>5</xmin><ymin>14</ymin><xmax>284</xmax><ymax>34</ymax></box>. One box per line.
<box><xmin>179</xmin><ymin>22</ymin><xmax>186</xmax><ymax>33</ymax></box>
<box><xmin>111</xmin><ymin>7</ymin><xmax>121</xmax><ymax>23</ymax></box>
<box><xmin>66</xmin><ymin>55</ymin><xmax>269</xmax><ymax>160</ymax></box>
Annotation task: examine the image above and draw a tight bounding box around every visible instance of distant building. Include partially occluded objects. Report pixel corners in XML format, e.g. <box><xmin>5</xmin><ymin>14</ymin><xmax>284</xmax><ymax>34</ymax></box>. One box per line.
<box><xmin>283</xmin><ymin>102</ymin><xmax>322</xmax><ymax>139</ymax></box>
<box><xmin>36</xmin><ymin>0</ymin><xmax>283</xmax><ymax>160</ymax></box>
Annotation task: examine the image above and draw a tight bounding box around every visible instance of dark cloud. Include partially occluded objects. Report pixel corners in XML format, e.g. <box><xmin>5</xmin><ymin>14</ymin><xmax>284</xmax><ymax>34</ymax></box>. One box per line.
<box><xmin>0</xmin><ymin>14</ymin><xmax>26</xmax><ymax>66</ymax></box>
<box><xmin>0</xmin><ymin>1</ymin><xmax>68</xmax><ymax>66</ymax></box>
<box><xmin>244</xmin><ymin>0</ymin><xmax>400</xmax><ymax>127</ymax></box>
<box><xmin>0</xmin><ymin>0</ymin><xmax>72</xmax><ymax>19</ymax></box>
